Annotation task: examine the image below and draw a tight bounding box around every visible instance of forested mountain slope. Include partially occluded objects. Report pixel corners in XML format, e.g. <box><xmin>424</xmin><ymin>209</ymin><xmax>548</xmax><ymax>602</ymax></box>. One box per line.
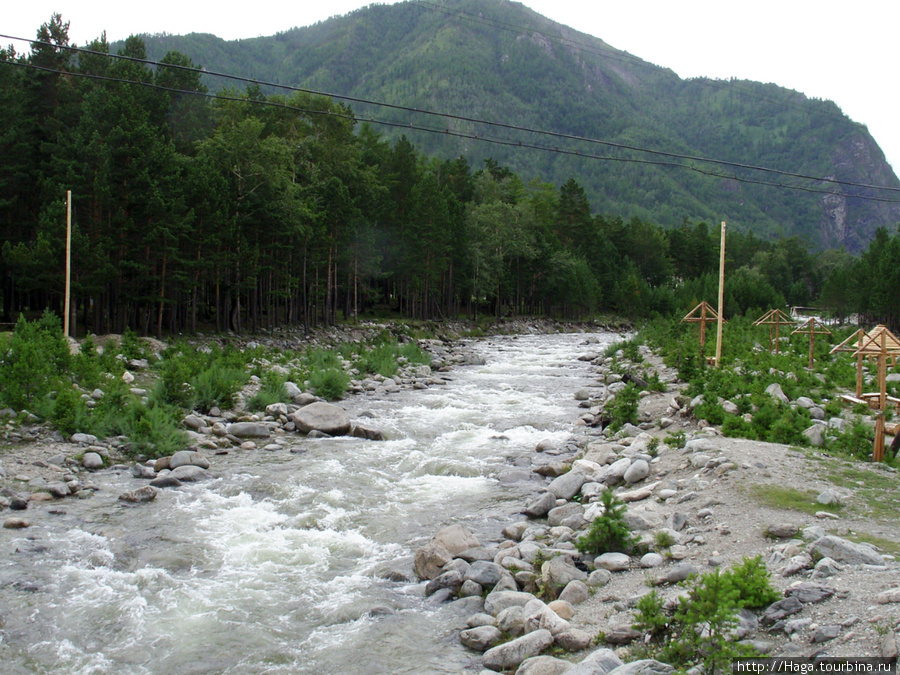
<box><xmin>137</xmin><ymin>0</ymin><xmax>900</xmax><ymax>252</ymax></box>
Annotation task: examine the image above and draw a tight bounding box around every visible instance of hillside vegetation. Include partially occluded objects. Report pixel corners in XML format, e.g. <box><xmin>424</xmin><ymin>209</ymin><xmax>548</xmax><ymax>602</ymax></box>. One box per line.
<box><xmin>136</xmin><ymin>0</ymin><xmax>900</xmax><ymax>251</ymax></box>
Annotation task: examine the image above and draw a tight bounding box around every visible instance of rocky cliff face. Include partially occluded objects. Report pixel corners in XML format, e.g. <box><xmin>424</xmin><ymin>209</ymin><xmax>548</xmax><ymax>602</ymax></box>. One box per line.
<box><xmin>823</xmin><ymin>132</ymin><xmax>900</xmax><ymax>252</ymax></box>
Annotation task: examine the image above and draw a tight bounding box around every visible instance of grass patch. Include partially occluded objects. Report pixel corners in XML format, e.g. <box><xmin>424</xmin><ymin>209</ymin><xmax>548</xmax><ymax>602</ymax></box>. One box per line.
<box><xmin>748</xmin><ymin>484</ymin><xmax>842</xmax><ymax>516</ymax></box>
<box><xmin>825</xmin><ymin>466</ymin><xmax>896</xmax><ymax>491</ymax></box>
<box><xmin>838</xmin><ymin>531</ymin><xmax>900</xmax><ymax>557</ymax></box>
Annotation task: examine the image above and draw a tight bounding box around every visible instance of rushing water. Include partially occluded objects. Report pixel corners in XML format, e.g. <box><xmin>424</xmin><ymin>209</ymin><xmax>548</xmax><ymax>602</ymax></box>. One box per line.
<box><xmin>0</xmin><ymin>331</ymin><xmax>617</xmax><ymax>675</ymax></box>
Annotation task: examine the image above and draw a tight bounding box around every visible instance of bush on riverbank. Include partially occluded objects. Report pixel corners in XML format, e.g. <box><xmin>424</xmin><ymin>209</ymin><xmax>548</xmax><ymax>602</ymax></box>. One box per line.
<box><xmin>636</xmin><ymin>314</ymin><xmax>896</xmax><ymax>463</ymax></box>
<box><xmin>0</xmin><ymin>314</ymin><xmax>436</xmax><ymax>455</ymax></box>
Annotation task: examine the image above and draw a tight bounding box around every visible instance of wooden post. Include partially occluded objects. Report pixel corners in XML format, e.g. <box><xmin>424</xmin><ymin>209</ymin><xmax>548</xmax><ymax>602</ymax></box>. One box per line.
<box><xmin>715</xmin><ymin>221</ymin><xmax>726</xmax><ymax>368</ymax></box>
<box><xmin>878</xmin><ymin>330</ymin><xmax>887</xmax><ymax>411</ymax></box>
<box><xmin>856</xmin><ymin>336</ymin><xmax>865</xmax><ymax>398</ymax></box>
<box><xmin>874</xmin><ymin>413</ymin><xmax>886</xmax><ymax>463</ymax></box>
<box><xmin>64</xmin><ymin>190</ymin><xmax>72</xmax><ymax>338</ymax></box>
<box><xmin>699</xmin><ymin>302</ymin><xmax>707</xmax><ymax>348</ymax></box>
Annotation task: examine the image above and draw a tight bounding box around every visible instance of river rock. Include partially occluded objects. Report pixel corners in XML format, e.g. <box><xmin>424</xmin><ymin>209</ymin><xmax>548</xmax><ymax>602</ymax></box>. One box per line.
<box><xmin>183</xmin><ymin>414</ymin><xmax>207</xmax><ymax>431</ymax></box>
<box><xmin>169</xmin><ymin>451</ymin><xmax>210</xmax><ymax>470</ymax></box>
<box><xmin>465</xmin><ymin>561</ymin><xmax>506</xmax><ymax>589</ymax></box>
<box><xmin>548</xmin><ymin>599</ymin><xmax>575</xmax><ymax>619</ymax></box>
<box><xmin>290</xmin><ymin>402</ymin><xmax>351</xmax><ymax>436</ymax></box>
<box><xmin>516</xmin><ymin>655</ymin><xmax>573</xmax><ymax>675</ymax></box>
<box><xmin>425</xmin><ymin>569</ymin><xmax>463</xmax><ymax>596</ymax></box>
<box><xmin>558</xmin><ymin>580</ymin><xmax>590</xmax><ymax>605</ymax></box>
<box><xmin>432</xmin><ymin>524</ymin><xmax>480</xmax><ymax>555</ymax></box>
<box><xmin>149</xmin><ymin>475</ymin><xmax>182</xmax><ymax>488</ymax></box>
<box><xmin>761</xmin><ymin>596</ymin><xmax>803</xmax><ymax>625</ymax></box>
<box><xmin>118</xmin><ymin>486</ymin><xmax>158</xmax><ymax>503</ymax></box>
<box><xmin>554</xmin><ymin>628</ymin><xmax>592</xmax><ymax>652</ymax></box>
<box><xmin>809</xmin><ymin>535</ymin><xmax>883</xmax><ymax>565</ymax></box>
<box><xmin>349</xmin><ymin>424</ymin><xmax>385</xmax><ymax>441</ymax></box>
<box><xmin>548</xmin><ymin>502</ymin><xmax>585</xmax><ymax>529</ymax></box>
<box><xmin>524</xmin><ymin>491</ymin><xmax>557</xmax><ymax>518</ymax></box>
<box><xmin>812</xmin><ymin>625</ymin><xmax>841</xmax><ymax>643</ymax></box>
<box><xmin>608</xmin><ymin>660</ymin><xmax>675</xmax><ymax>675</ymax></box>
<box><xmin>225</xmin><ymin>422</ymin><xmax>271</xmax><ymax>438</ymax></box>
<box><xmin>522</xmin><ymin>598</ymin><xmax>571</xmax><ymax>635</ymax></box>
<box><xmin>623</xmin><ymin>506</ymin><xmax>664</xmax><ymax>531</ymax></box>
<box><xmin>82</xmin><ymin>452</ymin><xmax>104</xmax><ymax>470</ymax></box>
<box><xmin>566</xmin><ymin>648</ymin><xmax>623</xmax><ymax>675</ymax></box>
<box><xmin>3</xmin><ymin>517</ymin><xmax>29</xmax><ymax>529</ymax></box>
<box><xmin>484</xmin><ymin>590</ymin><xmax>535</xmax><ymax>616</ymax></box>
<box><xmin>623</xmin><ymin>459</ymin><xmax>650</xmax><ymax>484</ymax></box>
<box><xmin>414</xmin><ymin>541</ymin><xmax>453</xmax><ymax>580</ymax></box>
<box><xmin>169</xmin><ymin>465</ymin><xmax>210</xmax><ymax>482</ymax></box>
<box><xmin>547</xmin><ymin>471</ymin><xmax>586</xmax><ymax>500</ymax></box>
<box><xmin>46</xmin><ymin>482</ymin><xmax>70</xmax><ymax>498</ymax></box>
<box><xmin>497</xmin><ymin>605</ymin><xmax>526</xmax><ymax>636</ymax></box>
<box><xmin>784</xmin><ymin>582</ymin><xmax>835</xmax><ymax>604</ymax></box>
<box><xmin>131</xmin><ymin>463</ymin><xmax>155</xmax><ymax>479</ymax></box>
<box><xmin>604</xmin><ymin>624</ymin><xmax>641</xmax><ymax>644</ymax></box>
<box><xmin>541</xmin><ymin>556</ymin><xmax>587</xmax><ymax>594</ymax></box>
<box><xmin>459</xmin><ymin>625</ymin><xmax>502</xmax><ymax>652</ymax></box>
<box><xmin>481</xmin><ymin>628</ymin><xmax>553</xmax><ymax>672</ymax></box>
<box><xmin>596</xmin><ymin>552</ymin><xmax>630</xmax><ymax>572</ymax></box>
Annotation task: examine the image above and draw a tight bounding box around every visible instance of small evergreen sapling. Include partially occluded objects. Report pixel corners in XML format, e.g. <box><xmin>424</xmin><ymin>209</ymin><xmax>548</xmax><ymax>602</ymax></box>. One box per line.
<box><xmin>576</xmin><ymin>488</ymin><xmax>636</xmax><ymax>555</ymax></box>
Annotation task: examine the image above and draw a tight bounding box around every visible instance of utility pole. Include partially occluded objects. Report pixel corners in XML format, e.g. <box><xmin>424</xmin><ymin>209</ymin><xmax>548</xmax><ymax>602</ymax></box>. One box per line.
<box><xmin>64</xmin><ymin>190</ymin><xmax>72</xmax><ymax>338</ymax></box>
<box><xmin>715</xmin><ymin>221</ymin><xmax>726</xmax><ymax>368</ymax></box>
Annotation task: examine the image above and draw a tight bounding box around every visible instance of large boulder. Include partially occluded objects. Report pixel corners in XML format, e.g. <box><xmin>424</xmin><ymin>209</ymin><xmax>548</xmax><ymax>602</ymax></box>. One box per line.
<box><xmin>432</xmin><ymin>524</ymin><xmax>480</xmax><ymax>556</ymax></box>
<box><xmin>810</xmin><ymin>535</ymin><xmax>884</xmax><ymax>566</ymax></box>
<box><xmin>482</xmin><ymin>629</ymin><xmax>554</xmax><ymax>672</ymax></box>
<box><xmin>291</xmin><ymin>402</ymin><xmax>351</xmax><ymax>436</ymax></box>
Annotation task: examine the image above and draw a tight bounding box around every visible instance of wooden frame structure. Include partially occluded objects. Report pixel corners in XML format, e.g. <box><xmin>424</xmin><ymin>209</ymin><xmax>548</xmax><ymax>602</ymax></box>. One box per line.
<box><xmin>790</xmin><ymin>317</ymin><xmax>832</xmax><ymax>369</ymax></box>
<box><xmin>834</xmin><ymin>325</ymin><xmax>900</xmax><ymax>462</ymax></box>
<box><xmin>830</xmin><ymin>329</ymin><xmax>868</xmax><ymax>398</ymax></box>
<box><xmin>681</xmin><ymin>301</ymin><xmax>725</xmax><ymax>351</ymax></box>
<box><xmin>753</xmin><ymin>309</ymin><xmax>795</xmax><ymax>355</ymax></box>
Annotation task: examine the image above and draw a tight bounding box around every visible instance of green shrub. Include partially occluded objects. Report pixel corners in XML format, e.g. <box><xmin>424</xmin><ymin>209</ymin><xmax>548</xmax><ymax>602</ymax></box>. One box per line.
<box><xmin>51</xmin><ymin>386</ymin><xmax>91</xmax><ymax>436</ymax></box>
<box><xmin>829</xmin><ymin>418</ymin><xmax>874</xmax><ymax>459</ymax></box>
<box><xmin>125</xmin><ymin>403</ymin><xmax>187</xmax><ymax>457</ymax></box>
<box><xmin>605</xmin><ymin>383</ymin><xmax>640</xmax><ymax>432</ymax></box>
<box><xmin>631</xmin><ymin>556</ymin><xmax>776</xmax><ymax>671</ymax></box>
<box><xmin>725</xmin><ymin>555</ymin><xmax>781</xmax><ymax>608</ymax></box>
<box><xmin>190</xmin><ymin>365</ymin><xmax>247</xmax><ymax>413</ymax></box>
<box><xmin>0</xmin><ymin>311</ymin><xmax>70</xmax><ymax>410</ymax></box>
<box><xmin>119</xmin><ymin>328</ymin><xmax>147</xmax><ymax>360</ymax></box>
<box><xmin>246</xmin><ymin>371</ymin><xmax>290</xmax><ymax>411</ymax></box>
<box><xmin>576</xmin><ymin>489</ymin><xmax>636</xmax><ymax>555</ymax></box>
<box><xmin>309</xmin><ymin>368</ymin><xmax>349</xmax><ymax>401</ymax></box>
<box><xmin>632</xmin><ymin>590</ymin><xmax>669</xmax><ymax>641</ymax></box>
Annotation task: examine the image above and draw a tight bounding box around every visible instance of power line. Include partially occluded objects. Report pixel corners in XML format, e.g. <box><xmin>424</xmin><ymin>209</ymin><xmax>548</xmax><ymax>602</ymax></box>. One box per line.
<box><xmin>2</xmin><ymin>32</ymin><xmax>899</xmax><ymax>202</ymax></box>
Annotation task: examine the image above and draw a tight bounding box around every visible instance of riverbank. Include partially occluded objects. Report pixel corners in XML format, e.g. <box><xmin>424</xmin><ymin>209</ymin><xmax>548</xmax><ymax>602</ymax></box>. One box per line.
<box><xmin>415</xmin><ymin>340</ymin><xmax>900</xmax><ymax>672</ymax></box>
<box><xmin>2</xmin><ymin>321</ymin><xmax>898</xmax><ymax>673</ymax></box>
<box><xmin>0</xmin><ymin>320</ymin><xmax>625</xmax><ymax>673</ymax></box>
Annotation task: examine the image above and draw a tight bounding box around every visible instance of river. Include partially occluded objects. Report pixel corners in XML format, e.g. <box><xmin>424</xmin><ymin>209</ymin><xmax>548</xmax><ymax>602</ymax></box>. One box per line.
<box><xmin>0</xmin><ymin>331</ymin><xmax>618</xmax><ymax>674</ymax></box>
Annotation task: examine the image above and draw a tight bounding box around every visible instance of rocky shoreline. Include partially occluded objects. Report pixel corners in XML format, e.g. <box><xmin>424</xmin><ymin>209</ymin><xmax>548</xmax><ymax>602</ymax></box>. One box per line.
<box><xmin>2</xmin><ymin>321</ymin><xmax>899</xmax><ymax>674</ymax></box>
<box><xmin>412</xmin><ymin>342</ymin><xmax>900</xmax><ymax>673</ymax></box>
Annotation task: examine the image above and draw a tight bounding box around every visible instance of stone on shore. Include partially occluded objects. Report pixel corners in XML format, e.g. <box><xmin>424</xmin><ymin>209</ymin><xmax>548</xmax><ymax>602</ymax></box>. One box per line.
<box><xmin>809</xmin><ymin>535</ymin><xmax>884</xmax><ymax>566</ymax></box>
<box><xmin>118</xmin><ymin>486</ymin><xmax>158</xmax><ymax>503</ymax></box>
<box><xmin>169</xmin><ymin>450</ymin><xmax>210</xmax><ymax>470</ymax></box>
<box><xmin>225</xmin><ymin>422</ymin><xmax>271</xmax><ymax>438</ymax></box>
<box><xmin>291</xmin><ymin>402</ymin><xmax>351</xmax><ymax>436</ymax></box>
<box><xmin>82</xmin><ymin>452</ymin><xmax>104</xmax><ymax>470</ymax></box>
<box><xmin>481</xmin><ymin>628</ymin><xmax>553</xmax><ymax>672</ymax></box>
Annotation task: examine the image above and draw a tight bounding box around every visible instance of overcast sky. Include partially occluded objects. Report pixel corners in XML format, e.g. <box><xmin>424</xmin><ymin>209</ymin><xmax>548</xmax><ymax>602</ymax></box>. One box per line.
<box><xmin>4</xmin><ymin>1</ymin><xmax>898</xmax><ymax>173</ymax></box>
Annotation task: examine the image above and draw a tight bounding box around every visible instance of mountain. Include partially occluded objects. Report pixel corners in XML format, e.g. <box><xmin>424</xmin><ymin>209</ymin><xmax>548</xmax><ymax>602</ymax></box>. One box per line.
<box><xmin>136</xmin><ymin>0</ymin><xmax>900</xmax><ymax>252</ymax></box>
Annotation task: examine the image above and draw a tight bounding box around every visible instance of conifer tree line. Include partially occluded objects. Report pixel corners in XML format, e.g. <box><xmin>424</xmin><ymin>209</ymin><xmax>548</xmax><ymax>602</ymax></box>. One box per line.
<box><xmin>2</xmin><ymin>16</ymin><xmax>898</xmax><ymax>336</ymax></box>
